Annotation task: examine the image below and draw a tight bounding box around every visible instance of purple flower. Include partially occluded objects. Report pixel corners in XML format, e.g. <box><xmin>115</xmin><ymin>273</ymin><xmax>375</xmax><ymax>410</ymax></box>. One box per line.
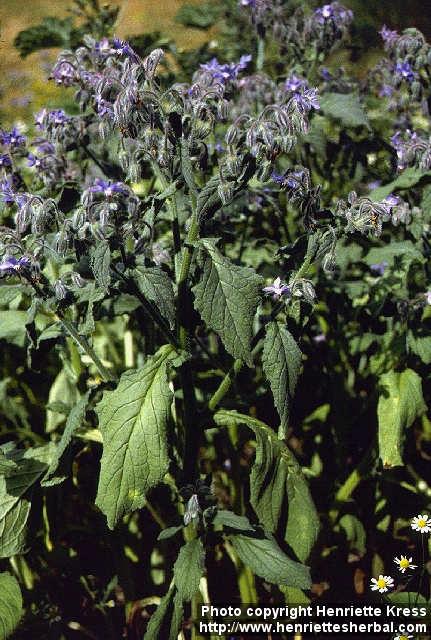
<box><xmin>0</xmin><ymin>177</ymin><xmax>16</xmax><ymax>204</ymax></box>
<box><xmin>271</xmin><ymin>172</ymin><xmax>284</xmax><ymax>184</ymax></box>
<box><xmin>379</xmin><ymin>25</ymin><xmax>399</xmax><ymax>48</ymax></box>
<box><xmin>95</xmin><ymin>38</ymin><xmax>140</xmax><ymax>63</ymax></box>
<box><xmin>0</xmin><ymin>127</ymin><xmax>26</xmax><ymax>149</ymax></box>
<box><xmin>383</xmin><ymin>193</ymin><xmax>401</xmax><ymax>208</ymax></box>
<box><xmin>263</xmin><ymin>277</ymin><xmax>291</xmax><ymax>300</ymax></box>
<box><xmin>379</xmin><ymin>84</ymin><xmax>394</xmax><ymax>97</ymax></box>
<box><xmin>27</xmin><ymin>153</ymin><xmax>42</xmax><ymax>169</ymax></box>
<box><xmin>199</xmin><ymin>55</ymin><xmax>251</xmax><ymax>84</ymax></box>
<box><xmin>291</xmin><ymin>87</ymin><xmax>320</xmax><ymax>112</ymax></box>
<box><xmin>240</xmin><ymin>0</ymin><xmax>256</xmax><ymax>5</ymax></box>
<box><xmin>0</xmin><ymin>155</ymin><xmax>12</xmax><ymax>168</ymax></box>
<box><xmin>51</xmin><ymin>60</ymin><xmax>78</xmax><ymax>86</ymax></box>
<box><xmin>395</xmin><ymin>62</ymin><xmax>416</xmax><ymax>82</ymax></box>
<box><xmin>0</xmin><ymin>255</ymin><xmax>31</xmax><ymax>277</ymax></box>
<box><xmin>314</xmin><ymin>2</ymin><xmax>353</xmax><ymax>25</ymax></box>
<box><xmin>370</xmin><ymin>261</ymin><xmax>388</xmax><ymax>276</ymax></box>
<box><xmin>320</xmin><ymin>67</ymin><xmax>333</xmax><ymax>81</ymax></box>
<box><xmin>89</xmin><ymin>178</ymin><xmax>128</xmax><ymax>198</ymax></box>
<box><xmin>285</xmin><ymin>75</ymin><xmax>308</xmax><ymax>93</ymax></box>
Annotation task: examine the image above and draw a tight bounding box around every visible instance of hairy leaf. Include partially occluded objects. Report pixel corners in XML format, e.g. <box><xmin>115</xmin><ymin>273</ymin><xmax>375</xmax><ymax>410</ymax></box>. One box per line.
<box><xmin>320</xmin><ymin>93</ymin><xmax>369</xmax><ymax>128</ymax></box>
<box><xmin>0</xmin><ymin>573</ymin><xmax>23</xmax><ymax>639</ymax></box>
<box><xmin>134</xmin><ymin>266</ymin><xmax>176</xmax><ymax>329</ymax></box>
<box><xmin>262</xmin><ymin>322</ymin><xmax>302</xmax><ymax>438</ymax></box>
<box><xmin>192</xmin><ymin>239</ymin><xmax>263</xmax><ymax>366</ymax></box>
<box><xmin>211</xmin><ymin>510</ymin><xmax>256</xmax><ymax>533</ymax></box>
<box><xmin>0</xmin><ymin>444</ymin><xmax>54</xmax><ymax>557</ymax></box>
<box><xmin>90</xmin><ymin>241</ymin><xmax>111</xmax><ymax>290</ymax></box>
<box><xmin>96</xmin><ymin>345</ymin><xmax>182</xmax><ymax>528</ymax></box>
<box><xmin>173</xmin><ymin>538</ymin><xmax>205</xmax><ymax>601</ymax></box>
<box><xmin>378</xmin><ymin>369</ymin><xmax>426</xmax><ymax>468</ymax></box>
<box><xmin>230</xmin><ymin>534</ymin><xmax>311</xmax><ymax>588</ymax></box>
<box><xmin>214</xmin><ymin>410</ymin><xmax>319</xmax><ymax>562</ymax></box>
<box><xmin>370</xmin><ymin>168</ymin><xmax>431</xmax><ymax>201</ymax></box>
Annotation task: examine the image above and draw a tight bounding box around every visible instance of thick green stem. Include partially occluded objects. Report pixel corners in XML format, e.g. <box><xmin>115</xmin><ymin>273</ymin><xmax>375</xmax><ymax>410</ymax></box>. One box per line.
<box><xmin>177</xmin><ymin>141</ymin><xmax>200</xmax><ymax>482</ymax></box>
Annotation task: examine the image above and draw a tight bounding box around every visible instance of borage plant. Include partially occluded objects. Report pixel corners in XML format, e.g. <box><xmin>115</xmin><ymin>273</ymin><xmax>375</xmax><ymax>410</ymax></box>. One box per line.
<box><xmin>1</xmin><ymin>2</ymin><xmax>430</xmax><ymax>638</ymax></box>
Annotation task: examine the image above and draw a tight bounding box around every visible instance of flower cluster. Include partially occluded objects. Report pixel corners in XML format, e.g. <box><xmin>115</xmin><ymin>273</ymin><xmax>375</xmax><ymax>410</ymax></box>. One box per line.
<box><xmin>335</xmin><ymin>191</ymin><xmax>410</xmax><ymax>237</ymax></box>
<box><xmin>391</xmin><ymin>129</ymin><xmax>431</xmax><ymax>171</ymax></box>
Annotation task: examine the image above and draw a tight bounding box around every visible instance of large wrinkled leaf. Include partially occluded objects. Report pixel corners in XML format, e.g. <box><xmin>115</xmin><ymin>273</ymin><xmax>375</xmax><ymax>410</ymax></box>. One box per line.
<box><xmin>192</xmin><ymin>239</ymin><xmax>263</xmax><ymax>366</ymax></box>
<box><xmin>378</xmin><ymin>369</ymin><xmax>426</xmax><ymax>468</ymax></box>
<box><xmin>96</xmin><ymin>345</ymin><xmax>182</xmax><ymax>528</ymax></box>
<box><xmin>173</xmin><ymin>538</ymin><xmax>205</xmax><ymax>601</ymax></box>
<box><xmin>262</xmin><ymin>322</ymin><xmax>302</xmax><ymax>438</ymax></box>
<box><xmin>230</xmin><ymin>534</ymin><xmax>311</xmax><ymax>588</ymax></box>
<box><xmin>0</xmin><ymin>572</ymin><xmax>23</xmax><ymax>639</ymax></box>
<box><xmin>214</xmin><ymin>410</ymin><xmax>319</xmax><ymax>563</ymax></box>
<box><xmin>320</xmin><ymin>92</ymin><xmax>369</xmax><ymax>128</ymax></box>
<box><xmin>134</xmin><ymin>266</ymin><xmax>176</xmax><ymax>329</ymax></box>
<box><xmin>0</xmin><ymin>444</ymin><xmax>54</xmax><ymax>557</ymax></box>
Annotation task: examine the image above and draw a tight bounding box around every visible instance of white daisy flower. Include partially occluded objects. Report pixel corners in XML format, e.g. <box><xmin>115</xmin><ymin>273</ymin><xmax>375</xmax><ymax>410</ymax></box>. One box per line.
<box><xmin>394</xmin><ymin>634</ymin><xmax>413</xmax><ymax>640</ymax></box>
<box><xmin>370</xmin><ymin>574</ymin><xmax>394</xmax><ymax>593</ymax></box>
<box><xmin>411</xmin><ymin>514</ymin><xmax>431</xmax><ymax>534</ymax></box>
<box><xmin>393</xmin><ymin>555</ymin><xmax>417</xmax><ymax>573</ymax></box>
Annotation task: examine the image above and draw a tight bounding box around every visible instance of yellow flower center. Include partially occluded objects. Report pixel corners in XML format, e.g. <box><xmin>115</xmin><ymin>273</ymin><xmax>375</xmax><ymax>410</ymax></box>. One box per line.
<box><xmin>377</xmin><ymin>578</ymin><xmax>387</xmax><ymax>589</ymax></box>
<box><xmin>399</xmin><ymin>636</ymin><xmax>408</xmax><ymax>640</ymax></box>
<box><xmin>418</xmin><ymin>519</ymin><xmax>426</xmax><ymax>528</ymax></box>
<box><xmin>399</xmin><ymin>558</ymin><xmax>410</xmax><ymax>568</ymax></box>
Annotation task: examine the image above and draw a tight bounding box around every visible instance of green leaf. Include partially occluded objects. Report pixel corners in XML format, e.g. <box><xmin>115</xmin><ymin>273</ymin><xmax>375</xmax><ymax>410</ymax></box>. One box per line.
<box><xmin>173</xmin><ymin>538</ymin><xmax>205</xmax><ymax>601</ymax></box>
<box><xmin>175</xmin><ymin>2</ymin><xmax>221</xmax><ymax>28</ymax></box>
<box><xmin>0</xmin><ymin>573</ymin><xmax>23</xmax><ymax>639</ymax></box>
<box><xmin>13</xmin><ymin>17</ymin><xmax>73</xmax><ymax>57</ymax></box>
<box><xmin>42</xmin><ymin>392</ymin><xmax>90</xmax><ymax>486</ymax></box>
<box><xmin>370</xmin><ymin>167</ymin><xmax>431</xmax><ymax>201</ymax></box>
<box><xmin>157</xmin><ymin>525</ymin><xmax>183</xmax><ymax>541</ymax></box>
<box><xmin>230</xmin><ymin>534</ymin><xmax>311</xmax><ymax>588</ymax></box>
<box><xmin>96</xmin><ymin>345</ymin><xmax>182</xmax><ymax>529</ymax></box>
<box><xmin>364</xmin><ymin>240</ymin><xmax>424</xmax><ymax>268</ymax></box>
<box><xmin>387</xmin><ymin>592</ymin><xmax>428</xmax><ymax>606</ymax></box>
<box><xmin>134</xmin><ymin>266</ymin><xmax>176</xmax><ymax>329</ymax></box>
<box><xmin>0</xmin><ymin>451</ymin><xmax>18</xmax><ymax>477</ymax></box>
<box><xmin>407</xmin><ymin>332</ymin><xmax>431</xmax><ymax>364</ymax></box>
<box><xmin>0</xmin><ymin>311</ymin><xmax>28</xmax><ymax>347</ymax></box>
<box><xmin>192</xmin><ymin>239</ymin><xmax>263</xmax><ymax>366</ymax></box>
<box><xmin>0</xmin><ymin>444</ymin><xmax>54</xmax><ymax>557</ymax></box>
<box><xmin>144</xmin><ymin>586</ymin><xmax>175</xmax><ymax>640</ymax></box>
<box><xmin>90</xmin><ymin>241</ymin><xmax>111</xmax><ymax>290</ymax></box>
<box><xmin>339</xmin><ymin>514</ymin><xmax>366</xmax><ymax>556</ymax></box>
<box><xmin>320</xmin><ymin>93</ymin><xmax>369</xmax><ymax>128</ymax></box>
<box><xmin>378</xmin><ymin>369</ymin><xmax>426</xmax><ymax>468</ymax></box>
<box><xmin>214</xmin><ymin>410</ymin><xmax>319</xmax><ymax>563</ymax></box>
<box><xmin>46</xmin><ymin>368</ymin><xmax>78</xmax><ymax>434</ymax></box>
<box><xmin>211</xmin><ymin>510</ymin><xmax>256</xmax><ymax>533</ymax></box>
<box><xmin>262</xmin><ymin>322</ymin><xmax>302</xmax><ymax>438</ymax></box>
